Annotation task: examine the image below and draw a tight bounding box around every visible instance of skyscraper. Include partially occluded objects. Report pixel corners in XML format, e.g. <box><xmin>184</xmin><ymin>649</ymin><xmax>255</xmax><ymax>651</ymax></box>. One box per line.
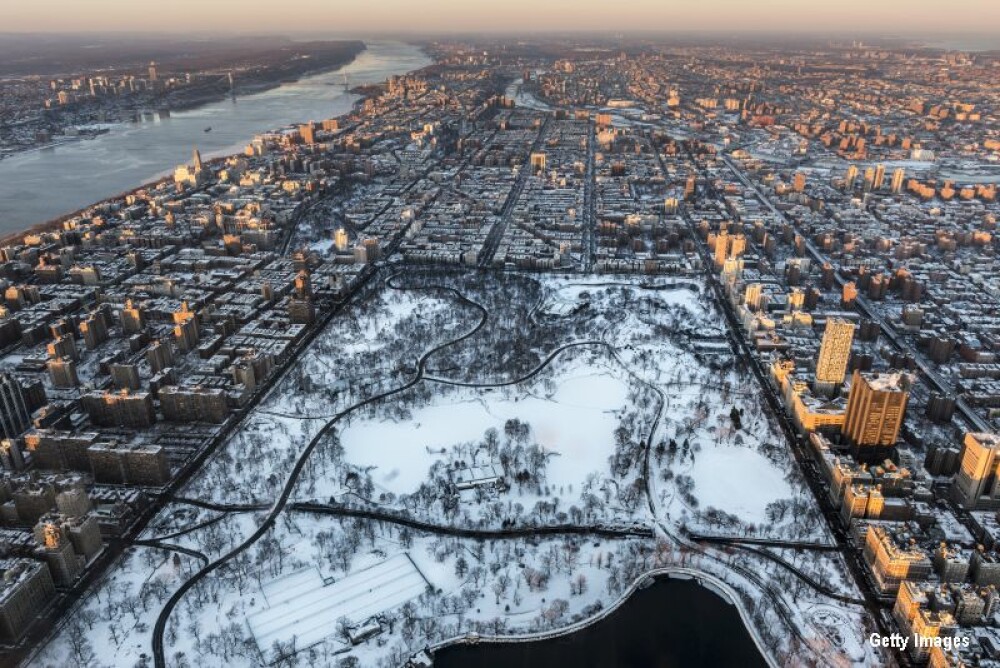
<box><xmin>845</xmin><ymin>164</ymin><xmax>858</xmax><ymax>190</ymax></box>
<box><xmin>714</xmin><ymin>232</ymin><xmax>746</xmax><ymax>267</ymax></box>
<box><xmin>530</xmin><ymin>152</ymin><xmax>546</xmax><ymax>173</ymax></box>
<box><xmin>842</xmin><ymin>370</ymin><xmax>909</xmax><ymax>458</ymax></box>
<box><xmin>334</xmin><ymin>228</ymin><xmax>349</xmax><ymax>252</ymax></box>
<box><xmin>891</xmin><ymin>167</ymin><xmax>906</xmax><ymax>194</ymax></box>
<box><xmin>873</xmin><ymin>163</ymin><xmax>886</xmax><ymax>191</ymax></box>
<box><xmin>744</xmin><ymin>283</ymin><xmax>763</xmax><ymax>310</ymax></box>
<box><xmin>815</xmin><ymin>318</ymin><xmax>854</xmax><ymax>386</ymax></box>
<box><xmin>300</xmin><ymin>122</ymin><xmax>316</xmax><ymax>145</ymax></box>
<box><xmin>951</xmin><ymin>432</ymin><xmax>1000</xmax><ymax>510</ymax></box>
<box><xmin>864</xmin><ymin>166</ymin><xmax>875</xmax><ymax>191</ymax></box>
<box><xmin>0</xmin><ymin>373</ymin><xmax>31</xmax><ymax>440</ymax></box>
<box><xmin>120</xmin><ymin>299</ymin><xmax>146</xmax><ymax>334</ymax></box>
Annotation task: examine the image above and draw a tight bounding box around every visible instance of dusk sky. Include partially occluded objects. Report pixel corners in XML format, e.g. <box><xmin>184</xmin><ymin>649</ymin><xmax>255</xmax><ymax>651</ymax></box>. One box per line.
<box><xmin>5</xmin><ymin>0</ymin><xmax>1000</xmax><ymax>34</ymax></box>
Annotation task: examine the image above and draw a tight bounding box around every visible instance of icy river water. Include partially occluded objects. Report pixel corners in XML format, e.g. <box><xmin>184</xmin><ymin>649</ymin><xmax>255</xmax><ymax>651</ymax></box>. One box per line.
<box><xmin>0</xmin><ymin>40</ymin><xmax>430</xmax><ymax>235</ymax></box>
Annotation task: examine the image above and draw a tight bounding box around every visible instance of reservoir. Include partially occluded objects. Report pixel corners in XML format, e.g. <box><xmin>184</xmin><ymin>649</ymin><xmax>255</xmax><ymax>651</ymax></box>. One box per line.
<box><xmin>434</xmin><ymin>576</ymin><xmax>770</xmax><ymax>668</ymax></box>
<box><xmin>0</xmin><ymin>40</ymin><xmax>430</xmax><ymax>235</ymax></box>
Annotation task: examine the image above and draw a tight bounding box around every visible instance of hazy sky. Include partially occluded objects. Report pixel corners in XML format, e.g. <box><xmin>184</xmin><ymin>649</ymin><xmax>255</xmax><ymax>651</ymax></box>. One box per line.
<box><xmin>4</xmin><ymin>0</ymin><xmax>1000</xmax><ymax>34</ymax></box>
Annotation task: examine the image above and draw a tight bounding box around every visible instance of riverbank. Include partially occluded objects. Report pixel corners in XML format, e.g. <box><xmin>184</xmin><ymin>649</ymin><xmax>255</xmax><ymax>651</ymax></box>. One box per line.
<box><xmin>0</xmin><ymin>42</ymin><xmax>366</xmax><ymax>164</ymax></box>
<box><xmin>0</xmin><ymin>40</ymin><xmax>432</xmax><ymax>237</ymax></box>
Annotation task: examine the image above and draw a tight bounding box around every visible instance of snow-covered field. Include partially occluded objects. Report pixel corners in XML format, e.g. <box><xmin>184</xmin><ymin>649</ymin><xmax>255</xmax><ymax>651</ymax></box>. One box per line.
<box><xmin>30</xmin><ymin>271</ymin><xmax>882</xmax><ymax>668</ymax></box>
<box><xmin>686</xmin><ymin>443</ymin><xmax>794</xmax><ymax>524</ymax></box>
<box><xmin>338</xmin><ymin>363</ymin><xmax>628</xmax><ymax>497</ymax></box>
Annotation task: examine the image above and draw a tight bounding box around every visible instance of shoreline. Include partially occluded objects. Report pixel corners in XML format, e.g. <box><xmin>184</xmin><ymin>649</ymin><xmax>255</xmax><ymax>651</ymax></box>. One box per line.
<box><xmin>429</xmin><ymin>567</ymin><xmax>779</xmax><ymax>668</ymax></box>
<box><xmin>0</xmin><ymin>44</ymin><xmax>409</xmax><ymax>249</ymax></box>
<box><xmin>0</xmin><ymin>43</ymin><xmax>365</xmax><ymax>165</ymax></box>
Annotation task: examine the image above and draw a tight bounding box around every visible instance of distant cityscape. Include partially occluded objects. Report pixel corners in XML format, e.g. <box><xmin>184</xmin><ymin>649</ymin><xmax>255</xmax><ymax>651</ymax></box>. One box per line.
<box><xmin>0</xmin><ymin>32</ymin><xmax>997</xmax><ymax>668</ymax></box>
<box><xmin>0</xmin><ymin>36</ymin><xmax>364</xmax><ymax>159</ymax></box>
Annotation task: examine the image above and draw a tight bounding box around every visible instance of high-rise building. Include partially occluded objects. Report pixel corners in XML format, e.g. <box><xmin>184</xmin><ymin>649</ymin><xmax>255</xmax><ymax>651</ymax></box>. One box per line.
<box><xmin>87</xmin><ymin>442</ymin><xmax>169</xmax><ymax>485</ymax></box>
<box><xmin>873</xmin><ymin>163</ymin><xmax>886</xmax><ymax>190</ymax></box>
<box><xmin>158</xmin><ymin>386</ymin><xmax>229</xmax><ymax>424</ymax></box>
<box><xmin>109</xmin><ymin>363</ymin><xmax>141</xmax><ymax>391</ymax></box>
<box><xmin>684</xmin><ymin>175</ymin><xmax>697</xmax><ymax>200</ymax></box>
<box><xmin>891</xmin><ymin>167</ymin><xmax>906</xmax><ymax>194</ymax></box>
<box><xmin>842</xmin><ymin>281</ymin><xmax>858</xmax><ymax>307</ymax></box>
<box><xmin>299</xmin><ymin>122</ymin><xmax>316</xmax><ymax>145</ymax></box>
<box><xmin>793</xmin><ymin>172</ymin><xmax>806</xmax><ymax>193</ymax></box>
<box><xmin>173</xmin><ymin>319</ymin><xmax>199</xmax><ymax>353</ymax></box>
<box><xmin>334</xmin><ymin>228</ymin><xmax>349</xmax><ymax>252</ymax></box>
<box><xmin>148</xmin><ymin>61</ymin><xmax>158</xmax><ymax>82</ymax></box>
<box><xmin>353</xmin><ymin>238</ymin><xmax>381</xmax><ymax>264</ymax></box>
<box><xmin>842</xmin><ymin>370</ymin><xmax>910</xmax><ymax>458</ymax></box>
<box><xmin>815</xmin><ymin>318</ymin><xmax>854</xmax><ymax>386</ymax></box>
<box><xmin>78</xmin><ymin>313</ymin><xmax>108</xmax><ymax>350</ymax></box>
<box><xmin>46</xmin><ymin>334</ymin><xmax>78</xmax><ymax>362</ymax></box>
<box><xmin>47</xmin><ymin>357</ymin><xmax>79</xmax><ymax>389</ymax></box>
<box><xmin>951</xmin><ymin>432</ymin><xmax>1000</xmax><ymax>510</ymax></box>
<box><xmin>530</xmin><ymin>152</ymin><xmax>546</xmax><ymax>173</ymax></box>
<box><xmin>0</xmin><ymin>439</ymin><xmax>25</xmax><ymax>471</ymax></box>
<box><xmin>0</xmin><ymin>559</ymin><xmax>56</xmax><ymax>643</ymax></box>
<box><xmin>175</xmin><ymin>150</ymin><xmax>206</xmax><ymax>188</ymax></box>
<box><xmin>294</xmin><ymin>270</ymin><xmax>313</xmax><ymax>299</ymax></box>
<box><xmin>713</xmin><ymin>232</ymin><xmax>746</xmax><ymax>268</ymax></box>
<box><xmin>33</xmin><ymin>519</ymin><xmax>81</xmax><ymax>586</ymax></box>
<box><xmin>744</xmin><ymin>283</ymin><xmax>763</xmax><ymax>310</ymax></box>
<box><xmin>863</xmin><ymin>166</ymin><xmax>875</xmax><ymax>191</ymax></box>
<box><xmin>893</xmin><ymin>582</ymin><xmax>960</xmax><ymax>663</ymax></box>
<box><xmin>729</xmin><ymin>234</ymin><xmax>746</xmax><ymax>259</ymax></box>
<box><xmin>81</xmin><ymin>390</ymin><xmax>156</xmax><ymax>428</ymax></box>
<box><xmin>25</xmin><ymin>430</ymin><xmax>98</xmax><ymax>472</ymax></box>
<box><xmin>120</xmin><ymin>299</ymin><xmax>146</xmax><ymax>334</ymax></box>
<box><xmin>231</xmin><ymin>357</ymin><xmax>257</xmax><ymax>391</ymax></box>
<box><xmin>0</xmin><ymin>373</ymin><xmax>31</xmax><ymax>441</ymax></box>
<box><xmin>146</xmin><ymin>340</ymin><xmax>174</xmax><ymax>374</ymax></box>
<box><xmin>845</xmin><ymin>164</ymin><xmax>858</xmax><ymax>190</ymax></box>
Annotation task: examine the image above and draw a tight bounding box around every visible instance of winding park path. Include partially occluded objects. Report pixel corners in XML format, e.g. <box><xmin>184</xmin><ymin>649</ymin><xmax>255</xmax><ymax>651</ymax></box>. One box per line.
<box><xmin>151</xmin><ymin>277</ymin><xmax>490</xmax><ymax>667</ymax></box>
<box><xmin>151</xmin><ymin>273</ymin><xmax>667</xmax><ymax>665</ymax></box>
<box><xmin>146</xmin><ymin>272</ymin><xmax>861</xmax><ymax>667</ymax></box>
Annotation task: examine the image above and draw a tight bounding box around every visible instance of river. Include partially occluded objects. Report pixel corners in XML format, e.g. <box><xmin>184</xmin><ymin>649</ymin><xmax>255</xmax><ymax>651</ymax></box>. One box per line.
<box><xmin>0</xmin><ymin>40</ymin><xmax>431</xmax><ymax>235</ymax></box>
<box><xmin>434</xmin><ymin>576</ymin><xmax>770</xmax><ymax>668</ymax></box>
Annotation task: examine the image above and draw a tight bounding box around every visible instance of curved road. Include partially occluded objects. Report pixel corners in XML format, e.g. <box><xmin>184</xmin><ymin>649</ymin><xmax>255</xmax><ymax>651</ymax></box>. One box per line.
<box><xmin>133</xmin><ymin>540</ymin><xmax>209</xmax><ymax>566</ymax></box>
<box><xmin>166</xmin><ymin>496</ymin><xmax>270</xmax><ymax>513</ymax></box>
<box><xmin>148</xmin><ymin>271</ymin><xmax>851</xmax><ymax>667</ymax></box>
<box><xmin>142</xmin><ymin>513</ymin><xmax>229</xmax><ymax>543</ymax></box>
<box><xmin>151</xmin><ymin>278</ymin><xmax>490</xmax><ymax>667</ymax></box>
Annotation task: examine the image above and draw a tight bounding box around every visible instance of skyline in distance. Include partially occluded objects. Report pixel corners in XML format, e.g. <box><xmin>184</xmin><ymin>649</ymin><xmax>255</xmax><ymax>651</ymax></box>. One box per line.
<box><xmin>4</xmin><ymin>0</ymin><xmax>1000</xmax><ymax>36</ymax></box>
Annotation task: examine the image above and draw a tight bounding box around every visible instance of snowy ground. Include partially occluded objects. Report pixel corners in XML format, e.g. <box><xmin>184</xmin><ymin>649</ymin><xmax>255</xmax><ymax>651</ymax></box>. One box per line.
<box><xmin>338</xmin><ymin>363</ymin><xmax>628</xmax><ymax>498</ymax></box>
<box><xmin>686</xmin><ymin>442</ymin><xmax>793</xmax><ymax>524</ymax></box>
<box><xmin>30</xmin><ymin>270</ymin><xmax>881</xmax><ymax>668</ymax></box>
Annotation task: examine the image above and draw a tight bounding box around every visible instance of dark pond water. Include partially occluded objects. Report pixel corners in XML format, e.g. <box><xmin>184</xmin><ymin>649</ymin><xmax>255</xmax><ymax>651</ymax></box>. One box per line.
<box><xmin>434</xmin><ymin>576</ymin><xmax>769</xmax><ymax>668</ymax></box>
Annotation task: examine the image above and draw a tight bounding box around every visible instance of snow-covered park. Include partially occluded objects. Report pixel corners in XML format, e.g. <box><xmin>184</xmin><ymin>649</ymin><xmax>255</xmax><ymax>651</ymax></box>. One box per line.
<box><xmin>29</xmin><ymin>270</ymin><xmax>883</xmax><ymax>668</ymax></box>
